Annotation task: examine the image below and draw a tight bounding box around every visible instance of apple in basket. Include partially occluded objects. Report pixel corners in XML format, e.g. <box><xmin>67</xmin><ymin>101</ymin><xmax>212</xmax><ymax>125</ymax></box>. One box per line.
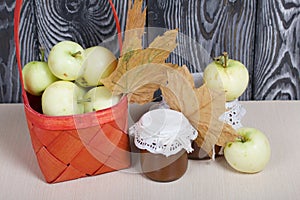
<box><xmin>48</xmin><ymin>40</ymin><xmax>85</xmax><ymax>81</ymax></box>
<box><xmin>22</xmin><ymin>60</ymin><xmax>59</xmax><ymax>96</ymax></box>
<box><xmin>224</xmin><ymin>127</ymin><xmax>271</xmax><ymax>173</ymax></box>
<box><xmin>203</xmin><ymin>52</ymin><xmax>249</xmax><ymax>102</ymax></box>
<box><xmin>42</xmin><ymin>81</ymin><xmax>86</xmax><ymax>116</ymax></box>
<box><xmin>76</xmin><ymin>46</ymin><xmax>117</xmax><ymax>87</ymax></box>
<box><xmin>82</xmin><ymin>86</ymin><xmax>121</xmax><ymax>113</ymax></box>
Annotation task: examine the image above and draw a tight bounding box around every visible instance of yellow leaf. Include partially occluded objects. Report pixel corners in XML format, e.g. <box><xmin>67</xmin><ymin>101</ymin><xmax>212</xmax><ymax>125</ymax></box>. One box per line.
<box><xmin>161</xmin><ymin>65</ymin><xmax>199</xmax><ymax>123</ymax></box>
<box><xmin>216</xmin><ymin>124</ymin><xmax>240</xmax><ymax>147</ymax></box>
<box><xmin>127</xmin><ymin>83</ymin><xmax>161</xmax><ymax>104</ymax></box>
<box><xmin>149</xmin><ymin>29</ymin><xmax>178</xmax><ymax>52</ymax></box>
<box><xmin>161</xmin><ymin>66</ymin><xmax>238</xmax><ymax>157</ymax></box>
<box><xmin>122</xmin><ymin>0</ymin><xmax>146</xmax><ymax>55</ymax></box>
<box><xmin>101</xmin><ymin>30</ymin><xmax>178</xmax><ymax>104</ymax></box>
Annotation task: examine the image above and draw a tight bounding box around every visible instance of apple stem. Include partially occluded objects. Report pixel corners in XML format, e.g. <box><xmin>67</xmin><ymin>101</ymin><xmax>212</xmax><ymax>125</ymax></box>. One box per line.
<box><xmin>213</xmin><ymin>52</ymin><xmax>229</xmax><ymax>68</ymax></box>
<box><xmin>223</xmin><ymin>52</ymin><xmax>228</xmax><ymax>68</ymax></box>
<box><xmin>238</xmin><ymin>135</ymin><xmax>247</xmax><ymax>143</ymax></box>
<box><xmin>40</xmin><ymin>47</ymin><xmax>45</xmax><ymax>62</ymax></box>
<box><xmin>72</xmin><ymin>51</ymin><xmax>82</xmax><ymax>58</ymax></box>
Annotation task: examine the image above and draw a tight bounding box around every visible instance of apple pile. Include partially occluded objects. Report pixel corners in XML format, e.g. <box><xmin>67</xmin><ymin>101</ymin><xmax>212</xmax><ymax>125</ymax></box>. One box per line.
<box><xmin>203</xmin><ymin>52</ymin><xmax>271</xmax><ymax>173</ymax></box>
<box><xmin>22</xmin><ymin>40</ymin><xmax>121</xmax><ymax>116</ymax></box>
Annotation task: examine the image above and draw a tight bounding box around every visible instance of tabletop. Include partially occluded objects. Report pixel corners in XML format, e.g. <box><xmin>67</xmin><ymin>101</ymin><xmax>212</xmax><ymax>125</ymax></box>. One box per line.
<box><xmin>0</xmin><ymin>101</ymin><xmax>299</xmax><ymax>200</ymax></box>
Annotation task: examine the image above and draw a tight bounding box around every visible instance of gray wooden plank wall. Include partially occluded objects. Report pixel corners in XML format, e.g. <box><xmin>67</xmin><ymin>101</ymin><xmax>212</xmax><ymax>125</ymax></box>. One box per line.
<box><xmin>0</xmin><ymin>0</ymin><xmax>299</xmax><ymax>103</ymax></box>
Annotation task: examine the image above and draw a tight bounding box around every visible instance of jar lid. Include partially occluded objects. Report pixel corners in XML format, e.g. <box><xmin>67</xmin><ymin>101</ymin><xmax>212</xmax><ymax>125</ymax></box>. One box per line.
<box><xmin>129</xmin><ymin>109</ymin><xmax>198</xmax><ymax>157</ymax></box>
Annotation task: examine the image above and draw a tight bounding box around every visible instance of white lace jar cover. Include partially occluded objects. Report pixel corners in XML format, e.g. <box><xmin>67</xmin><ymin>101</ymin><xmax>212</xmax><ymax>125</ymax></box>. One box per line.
<box><xmin>129</xmin><ymin>109</ymin><xmax>198</xmax><ymax>157</ymax></box>
<box><xmin>219</xmin><ymin>99</ymin><xmax>246</xmax><ymax>130</ymax></box>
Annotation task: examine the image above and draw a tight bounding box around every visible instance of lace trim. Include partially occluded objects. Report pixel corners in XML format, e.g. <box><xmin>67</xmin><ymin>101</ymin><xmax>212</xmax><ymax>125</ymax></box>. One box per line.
<box><xmin>129</xmin><ymin>109</ymin><xmax>198</xmax><ymax>157</ymax></box>
<box><xmin>219</xmin><ymin>100</ymin><xmax>246</xmax><ymax>130</ymax></box>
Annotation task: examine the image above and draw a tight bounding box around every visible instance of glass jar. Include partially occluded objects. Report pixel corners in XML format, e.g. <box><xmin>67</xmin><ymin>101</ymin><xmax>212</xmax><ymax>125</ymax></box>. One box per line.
<box><xmin>129</xmin><ymin>108</ymin><xmax>197</xmax><ymax>182</ymax></box>
<box><xmin>140</xmin><ymin>149</ymin><xmax>188</xmax><ymax>182</ymax></box>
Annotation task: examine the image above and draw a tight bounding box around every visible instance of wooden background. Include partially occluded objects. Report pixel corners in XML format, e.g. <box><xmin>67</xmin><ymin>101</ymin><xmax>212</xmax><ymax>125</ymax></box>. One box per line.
<box><xmin>0</xmin><ymin>0</ymin><xmax>299</xmax><ymax>103</ymax></box>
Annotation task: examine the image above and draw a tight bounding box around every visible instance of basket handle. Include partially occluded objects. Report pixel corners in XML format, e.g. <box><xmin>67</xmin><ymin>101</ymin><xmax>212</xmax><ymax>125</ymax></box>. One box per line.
<box><xmin>14</xmin><ymin>0</ymin><xmax>27</xmax><ymax>104</ymax></box>
<box><xmin>14</xmin><ymin>0</ymin><xmax>123</xmax><ymax>105</ymax></box>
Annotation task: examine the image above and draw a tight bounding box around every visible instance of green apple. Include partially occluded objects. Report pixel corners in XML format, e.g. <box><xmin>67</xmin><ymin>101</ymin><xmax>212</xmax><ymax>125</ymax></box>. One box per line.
<box><xmin>42</xmin><ymin>81</ymin><xmax>85</xmax><ymax>116</ymax></box>
<box><xmin>48</xmin><ymin>41</ymin><xmax>85</xmax><ymax>80</ymax></box>
<box><xmin>224</xmin><ymin>127</ymin><xmax>271</xmax><ymax>173</ymax></box>
<box><xmin>76</xmin><ymin>46</ymin><xmax>117</xmax><ymax>87</ymax></box>
<box><xmin>203</xmin><ymin>52</ymin><xmax>249</xmax><ymax>102</ymax></box>
<box><xmin>83</xmin><ymin>86</ymin><xmax>120</xmax><ymax>112</ymax></box>
<box><xmin>22</xmin><ymin>61</ymin><xmax>59</xmax><ymax>96</ymax></box>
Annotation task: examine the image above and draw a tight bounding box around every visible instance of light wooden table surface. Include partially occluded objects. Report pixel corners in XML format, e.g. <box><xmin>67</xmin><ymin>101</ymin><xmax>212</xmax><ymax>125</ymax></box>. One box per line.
<box><xmin>0</xmin><ymin>101</ymin><xmax>299</xmax><ymax>200</ymax></box>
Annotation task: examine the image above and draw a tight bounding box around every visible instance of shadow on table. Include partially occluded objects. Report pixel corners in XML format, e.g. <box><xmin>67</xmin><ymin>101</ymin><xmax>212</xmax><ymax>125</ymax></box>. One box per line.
<box><xmin>214</xmin><ymin>156</ymin><xmax>241</xmax><ymax>174</ymax></box>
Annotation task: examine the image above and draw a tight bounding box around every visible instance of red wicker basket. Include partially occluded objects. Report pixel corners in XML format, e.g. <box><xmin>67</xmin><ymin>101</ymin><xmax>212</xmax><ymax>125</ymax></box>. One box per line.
<box><xmin>14</xmin><ymin>0</ymin><xmax>131</xmax><ymax>183</ymax></box>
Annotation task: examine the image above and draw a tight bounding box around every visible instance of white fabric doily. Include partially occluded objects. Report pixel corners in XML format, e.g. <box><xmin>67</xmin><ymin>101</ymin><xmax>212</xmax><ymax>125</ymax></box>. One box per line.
<box><xmin>129</xmin><ymin>109</ymin><xmax>198</xmax><ymax>157</ymax></box>
<box><xmin>219</xmin><ymin>99</ymin><xmax>246</xmax><ymax>130</ymax></box>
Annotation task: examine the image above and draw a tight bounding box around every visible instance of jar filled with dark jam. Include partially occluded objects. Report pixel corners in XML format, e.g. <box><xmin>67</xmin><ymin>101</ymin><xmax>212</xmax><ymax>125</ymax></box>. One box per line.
<box><xmin>129</xmin><ymin>109</ymin><xmax>197</xmax><ymax>182</ymax></box>
<box><xmin>140</xmin><ymin>149</ymin><xmax>188</xmax><ymax>182</ymax></box>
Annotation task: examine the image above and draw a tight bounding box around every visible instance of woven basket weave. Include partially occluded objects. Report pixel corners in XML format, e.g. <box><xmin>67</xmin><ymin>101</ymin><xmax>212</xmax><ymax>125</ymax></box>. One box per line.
<box><xmin>14</xmin><ymin>0</ymin><xmax>131</xmax><ymax>183</ymax></box>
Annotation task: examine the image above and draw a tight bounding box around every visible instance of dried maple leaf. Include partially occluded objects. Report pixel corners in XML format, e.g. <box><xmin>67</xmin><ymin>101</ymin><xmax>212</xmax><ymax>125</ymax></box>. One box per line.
<box><xmin>216</xmin><ymin>125</ymin><xmax>239</xmax><ymax>147</ymax></box>
<box><xmin>122</xmin><ymin>0</ymin><xmax>146</xmax><ymax>55</ymax></box>
<box><xmin>161</xmin><ymin>66</ymin><xmax>239</xmax><ymax>158</ymax></box>
<box><xmin>194</xmin><ymin>86</ymin><xmax>239</xmax><ymax>156</ymax></box>
<box><xmin>108</xmin><ymin>63</ymin><xmax>170</xmax><ymax>104</ymax></box>
<box><xmin>101</xmin><ymin>30</ymin><xmax>178</xmax><ymax>104</ymax></box>
<box><xmin>161</xmin><ymin>65</ymin><xmax>199</xmax><ymax>121</ymax></box>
